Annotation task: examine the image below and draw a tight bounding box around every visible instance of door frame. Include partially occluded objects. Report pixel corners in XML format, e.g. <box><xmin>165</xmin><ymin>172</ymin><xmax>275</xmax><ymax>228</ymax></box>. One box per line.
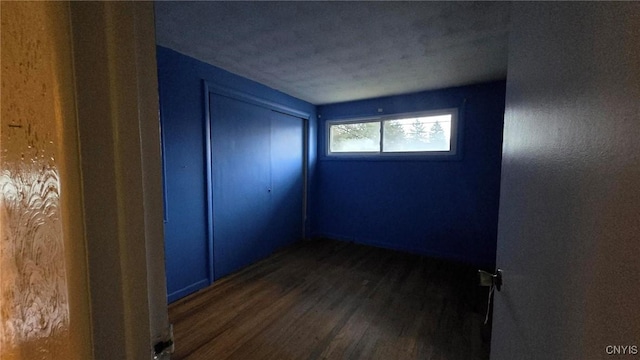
<box><xmin>70</xmin><ymin>2</ymin><xmax>169</xmax><ymax>358</ymax></box>
<box><xmin>202</xmin><ymin>81</ymin><xmax>311</xmax><ymax>284</ymax></box>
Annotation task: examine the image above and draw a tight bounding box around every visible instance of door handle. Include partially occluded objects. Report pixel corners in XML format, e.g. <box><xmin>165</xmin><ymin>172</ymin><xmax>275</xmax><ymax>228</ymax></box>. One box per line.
<box><xmin>478</xmin><ymin>268</ymin><xmax>502</xmax><ymax>291</ymax></box>
<box><xmin>479</xmin><ymin>268</ymin><xmax>502</xmax><ymax>325</ymax></box>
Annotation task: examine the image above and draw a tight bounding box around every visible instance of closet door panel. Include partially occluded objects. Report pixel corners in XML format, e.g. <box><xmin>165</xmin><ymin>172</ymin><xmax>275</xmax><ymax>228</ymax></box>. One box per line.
<box><xmin>269</xmin><ymin>112</ymin><xmax>305</xmax><ymax>249</ymax></box>
<box><xmin>211</xmin><ymin>94</ymin><xmax>272</xmax><ymax>278</ymax></box>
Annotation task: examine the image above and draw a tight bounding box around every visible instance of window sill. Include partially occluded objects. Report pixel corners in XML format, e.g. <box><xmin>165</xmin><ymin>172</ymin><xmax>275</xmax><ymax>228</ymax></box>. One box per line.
<box><xmin>319</xmin><ymin>152</ymin><xmax>463</xmax><ymax>162</ymax></box>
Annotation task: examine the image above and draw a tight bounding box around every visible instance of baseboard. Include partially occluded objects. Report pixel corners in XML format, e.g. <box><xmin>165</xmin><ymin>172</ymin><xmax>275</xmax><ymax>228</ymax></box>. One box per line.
<box><xmin>167</xmin><ymin>278</ymin><xmax>210</xmax><ymax>303</ymax></box>
<box><xmin>314</xmin><ymin>232</ymin><xmax>494</xmax><ymax>268</ymax></box>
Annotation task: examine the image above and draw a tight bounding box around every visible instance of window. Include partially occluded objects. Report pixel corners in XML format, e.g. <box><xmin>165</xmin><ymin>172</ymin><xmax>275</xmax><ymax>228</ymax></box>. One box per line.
<box><xmin>327</xmin><ymin>109</ymin><xmax>458</xmax><ymax>156</ymax></box>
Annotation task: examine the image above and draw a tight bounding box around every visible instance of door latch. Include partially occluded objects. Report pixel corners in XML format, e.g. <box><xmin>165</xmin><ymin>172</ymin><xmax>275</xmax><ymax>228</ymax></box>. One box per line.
<box><xmin>478</xmin><ymin>268</ymin><xmax>502</xmax><ymax>291</ymax></box>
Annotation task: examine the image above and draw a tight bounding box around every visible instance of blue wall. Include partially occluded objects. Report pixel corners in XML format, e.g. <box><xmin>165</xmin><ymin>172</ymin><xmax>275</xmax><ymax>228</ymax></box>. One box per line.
<box><xmin>312</xmin><ymin>82</ymin><xmax>505</xmax><ymax>266</ymax></box>
<box><xmin>157</xmin><ymin>46</ymin><xmax>316</xmax><ymax>301</ymax></box>
<box><xmin>158</xmin><ymin>43</ymin><xmax>504</xmax><ymax>302</ymax></box>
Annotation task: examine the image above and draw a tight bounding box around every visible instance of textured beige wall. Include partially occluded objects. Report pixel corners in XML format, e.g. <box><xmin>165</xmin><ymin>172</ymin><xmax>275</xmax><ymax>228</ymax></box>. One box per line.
<box><xmin>1</xmin><ymin>3</ymin><xmax>169</xmax><ymax>359</ymax></box>
<box><xmin>1</xmin><ymin>2</ymin><xmax>92</xmax><ymax>359</ymax></box>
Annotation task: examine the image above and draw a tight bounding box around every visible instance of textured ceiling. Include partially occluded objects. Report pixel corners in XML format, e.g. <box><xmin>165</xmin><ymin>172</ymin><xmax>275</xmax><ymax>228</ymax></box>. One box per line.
<box><xmin>155</xmin><ymin>1</ymin><xmax>510</xmax><ymax>105</ymax></box>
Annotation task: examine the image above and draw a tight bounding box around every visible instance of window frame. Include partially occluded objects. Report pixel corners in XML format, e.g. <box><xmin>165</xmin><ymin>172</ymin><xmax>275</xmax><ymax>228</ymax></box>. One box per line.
<box><xmin>325</xmin><ymin>108</ymin><xmax>460</xmax><ymax>159</ymax></box>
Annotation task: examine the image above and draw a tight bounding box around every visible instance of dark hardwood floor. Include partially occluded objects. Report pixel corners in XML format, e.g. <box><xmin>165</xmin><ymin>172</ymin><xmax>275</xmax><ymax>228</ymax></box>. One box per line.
<box><xmin>168</xmin><ymin>239</ymin><xmax>491</xmax><ymax>360</ymax></box>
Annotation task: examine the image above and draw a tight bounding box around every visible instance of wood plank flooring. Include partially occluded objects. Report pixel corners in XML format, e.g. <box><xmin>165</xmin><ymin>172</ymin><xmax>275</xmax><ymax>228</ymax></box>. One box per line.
<box><xmin>168</xmin><ymin>239</ymin><xmax>491</xmax><ymax>360</ymax></box>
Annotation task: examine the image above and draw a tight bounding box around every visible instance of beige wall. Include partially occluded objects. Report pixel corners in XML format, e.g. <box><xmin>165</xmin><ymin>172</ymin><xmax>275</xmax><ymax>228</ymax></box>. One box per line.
<box><xmin>1</xmin><ymin>2</ymin><xmax>93</xmax><ymax>359</ymax></box>
<box><xmin>1</xmin><ymin>2</ymin><xmax>169</xmax><ymax>359</ymax></box>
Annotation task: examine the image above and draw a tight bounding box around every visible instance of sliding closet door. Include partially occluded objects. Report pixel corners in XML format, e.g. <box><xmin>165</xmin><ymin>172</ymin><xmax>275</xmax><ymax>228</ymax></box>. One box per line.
<box><xmin>211</xmin><ymin>94</ymin><xmax>272</xmax><ymax>277</ymax></box>
<box><xmin>210</xmin><ymin>93</ymin><xmax>305</xmax><ymax>279</ymax></box>
<box><xmin>269</xmin><ymin>111</ymin><xmax>304</xmax><ymax>250</ymax></box>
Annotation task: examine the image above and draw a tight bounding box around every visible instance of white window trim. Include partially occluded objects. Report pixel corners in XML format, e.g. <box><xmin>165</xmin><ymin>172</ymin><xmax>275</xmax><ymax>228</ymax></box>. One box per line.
<box><xmin>325</xmin><ymin>108</ymin><xmax>459</xmax><ymax>157</ymax></box>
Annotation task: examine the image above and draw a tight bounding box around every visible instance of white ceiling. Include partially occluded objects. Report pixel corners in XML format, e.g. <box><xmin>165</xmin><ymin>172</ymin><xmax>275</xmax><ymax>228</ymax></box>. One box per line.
<box><xmin>154</xmin><ymin>1</ymin><xmax>511</xmax><ymax>105</ymax></box>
